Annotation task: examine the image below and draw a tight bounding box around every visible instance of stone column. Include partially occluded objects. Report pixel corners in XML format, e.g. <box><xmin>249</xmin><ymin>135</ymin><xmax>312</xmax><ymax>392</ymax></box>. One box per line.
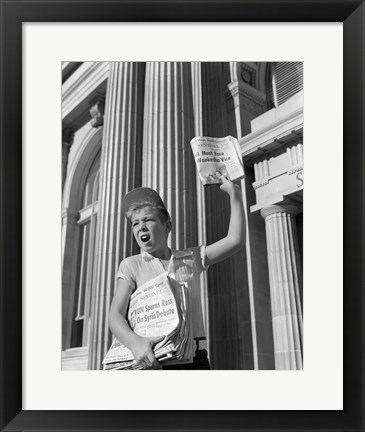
<box><xmin>260</xmin><ymin>203</ymin><xmax>303</xmax><ymax>370</ymax></box>
<box><xmin>191</xmin><ymin>62</ymin><xmax>209</xmax><ymax>350</ymax></box>
<box><xmin>226</xmin><ymin>62</ymin><xmax>269</xmax><ymax>370</ymax></box>
<box><xmin>200</xmin><ymin>63</ymin><xmax>252</xmax><ymax>369</ymax></box>
<box><xmin>88</xmin><ymin>62</ymin><xmax>145</xmax><ymax>370</ymax></box>
<box><xmin>142</xmin><ymin>62</ymin><xmax>197</xmax><ymax>250</ymax></box>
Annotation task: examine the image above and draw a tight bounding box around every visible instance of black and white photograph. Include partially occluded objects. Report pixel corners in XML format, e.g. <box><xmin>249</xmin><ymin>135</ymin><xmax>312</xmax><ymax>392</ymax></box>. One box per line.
<box><xmin>61</xmin><ymin>61</ymin><xmax>304</xmax><ymax>371</ymax></box>
<box><xmin>2</xmin><ymin>2</ymin><xmax>364</xmax><ymax>428</ymax></box>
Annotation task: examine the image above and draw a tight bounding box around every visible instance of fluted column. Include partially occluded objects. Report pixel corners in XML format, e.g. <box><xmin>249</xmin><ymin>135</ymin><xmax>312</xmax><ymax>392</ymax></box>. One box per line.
<box><xmin>142</xmin><ymin>62</ymin><xmax>197</xmax><ymax>250</ymax></box>
<box><xmin>88</xmin><ymin>62</ymin><xmax>145</xmax><ymax>369</ymax></box>
<box><xmin>200</xmin><ymin>62</ymin><xmax>252</xmax><ymax>369</ymax></box>
<box><xmin>260</xmin><ymin>203</ymin><xmax>303</xmax><ymax>370</ymax></box>
<box><xmin>191</xmin><ymin>62</ymin><xmax>210</xmax><ymax>350</ymax></box>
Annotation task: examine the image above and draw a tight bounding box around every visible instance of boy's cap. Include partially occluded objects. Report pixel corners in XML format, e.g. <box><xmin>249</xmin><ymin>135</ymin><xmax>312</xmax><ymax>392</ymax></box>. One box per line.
<box><xmin>121</xmin><ymin>187</ymin><xmax>168</xmax><ymax>219</ymax></box>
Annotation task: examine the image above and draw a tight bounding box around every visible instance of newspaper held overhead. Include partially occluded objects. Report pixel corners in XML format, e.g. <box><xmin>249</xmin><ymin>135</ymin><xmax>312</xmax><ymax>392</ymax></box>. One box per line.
<box><xmin>190</xmin><ymin>135</ymin><xmax>245</xmax><ymax>186</ymax></box>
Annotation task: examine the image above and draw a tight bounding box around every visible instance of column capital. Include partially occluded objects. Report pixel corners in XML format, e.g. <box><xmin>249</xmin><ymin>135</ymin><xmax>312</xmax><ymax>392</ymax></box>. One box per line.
<box><xmin>260</xmin><ymin>202</ymin><xmax>301</xmax><ymax>220</ymax></box>
<box><xmin>89</xmin><ymin>96</ymin><xmax>105</xmax><ymax>128</ymax></box>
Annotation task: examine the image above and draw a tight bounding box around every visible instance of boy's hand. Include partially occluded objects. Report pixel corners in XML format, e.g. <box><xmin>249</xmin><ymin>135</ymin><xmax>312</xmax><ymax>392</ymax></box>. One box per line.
<box><xmin>132</xmin><ymin>335</ymin><xmax>164</xmax><ymax>370</ymax></box>
<box><xmin>219</xmin><ymin>174</ymin><xmax>241</xmax><ymax>197</ymax></box>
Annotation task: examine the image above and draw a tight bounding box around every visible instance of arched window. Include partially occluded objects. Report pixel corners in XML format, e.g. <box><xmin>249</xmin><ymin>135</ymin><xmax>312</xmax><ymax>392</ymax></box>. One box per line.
<box><xmin>70</xmin><ymin>151</ymin><xmax>101</xmax><ymax>348</ymax></box>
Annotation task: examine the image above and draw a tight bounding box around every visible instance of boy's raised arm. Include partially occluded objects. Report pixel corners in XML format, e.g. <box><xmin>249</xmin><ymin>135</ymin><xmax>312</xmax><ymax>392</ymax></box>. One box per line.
<box><xmin>205</xmin><ymin>176</ymin><xmax>245</xmax><ymax>266</ymax></box>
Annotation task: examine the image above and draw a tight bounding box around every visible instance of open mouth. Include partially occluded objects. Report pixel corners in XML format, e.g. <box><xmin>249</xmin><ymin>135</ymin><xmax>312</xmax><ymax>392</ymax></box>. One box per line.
<box><xmin>140</xmin><ymin>234</ymin><xmax>151</xmax><ymax>243</ymax></box>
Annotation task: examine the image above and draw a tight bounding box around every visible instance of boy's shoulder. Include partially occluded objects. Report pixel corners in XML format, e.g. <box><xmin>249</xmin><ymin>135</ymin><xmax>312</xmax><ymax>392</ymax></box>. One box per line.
<box><xmin>118</xmin><ymin>254</ymin><xmax>147</xmax><ymax>281</ymax></box>
<box><xmin>120</xmin><ymin>254</ymin><xmax>144</xmax><ymax>266</ymax></box>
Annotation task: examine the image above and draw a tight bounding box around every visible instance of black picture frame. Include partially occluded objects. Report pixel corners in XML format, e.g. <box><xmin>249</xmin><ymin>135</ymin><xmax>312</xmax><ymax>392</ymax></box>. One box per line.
<box><xmin>1</xmin><ymin>1</ymin><xmax>364</xmax><ymax>431</ymax></box>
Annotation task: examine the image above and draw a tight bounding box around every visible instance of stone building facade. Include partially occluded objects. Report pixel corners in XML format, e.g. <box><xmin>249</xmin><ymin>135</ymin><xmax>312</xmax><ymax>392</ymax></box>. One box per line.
<box><xmin>61</xmin><ymin>61</ymin><xmax>303</xmax><ymax>370</ymax></box>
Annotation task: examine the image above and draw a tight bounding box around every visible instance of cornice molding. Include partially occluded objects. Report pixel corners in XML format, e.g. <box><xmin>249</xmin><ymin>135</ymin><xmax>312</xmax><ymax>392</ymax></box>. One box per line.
<box><xmin>62</xmin><ymin>62</ymin><xmax>109</xmax><ymax>121</ymax></box>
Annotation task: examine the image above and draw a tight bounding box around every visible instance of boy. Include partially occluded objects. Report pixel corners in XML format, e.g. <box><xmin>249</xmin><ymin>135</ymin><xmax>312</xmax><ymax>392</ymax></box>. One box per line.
<box><xmin>108</xmin><ymin>175</ymin><xmax>245</xmax><ymax>369</ymax></box>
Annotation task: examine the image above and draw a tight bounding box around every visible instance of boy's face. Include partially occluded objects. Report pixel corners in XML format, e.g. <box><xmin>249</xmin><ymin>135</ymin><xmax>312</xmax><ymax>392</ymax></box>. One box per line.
<box><xmin>130</xmin><ymin>206</ymin><xmax>170</xmax><ymax>255</ymax></box>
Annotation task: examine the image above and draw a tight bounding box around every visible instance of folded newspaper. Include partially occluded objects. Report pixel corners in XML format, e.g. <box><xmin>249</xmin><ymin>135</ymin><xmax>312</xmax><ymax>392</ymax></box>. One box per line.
<box><xmin>190</xmin><ymin>135</ymin><xmax>245</xmax><ymax>186</ymax></box>
<box><xmin>103</xmin><ymin>272</ymin><xmax>194</xmax><ymax>370</ymax></box>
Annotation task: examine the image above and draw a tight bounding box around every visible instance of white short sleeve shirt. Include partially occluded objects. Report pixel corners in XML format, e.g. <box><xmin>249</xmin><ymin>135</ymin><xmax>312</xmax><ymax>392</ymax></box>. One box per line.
<box><xmin>116</xmin><ymin>246</ymin><xmax>209</xmax><ymax>339</ymax></box>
